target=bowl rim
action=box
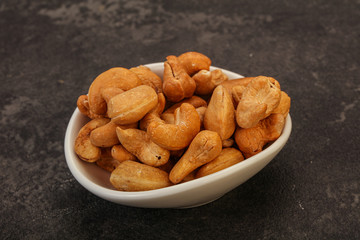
[64,63,292,201]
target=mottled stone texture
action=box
[0,0,359,239]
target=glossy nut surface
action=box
[110,161,172,191]
[88,67,141,115]
[204,85,235,140]
[147,103,201,151]
[74,118,110,162]
[169,130,222,184]
[116,127,170,167]
[107,85,158,125]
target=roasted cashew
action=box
[130,65,163,93]
[111,144,137,162]
[196,148,244,178]
[139,93,166,131]
[272,91,291,118]
[88,67,141,115]
[100,87,124,103]
[169,130,222,184]
[107,85,158,125]
[234,113,285,158]
[192,69,228,95]
[74,118,110,162]
[116,127,170,167]
[77,95,104,119]
[90,121,137,148]
[160,95,207,125]
[178,51,212,76]
[204,85,236,140]
[162,55,196,102]
[96,148,121,172]
[221,77,281,107]
[110,160,172,191]
[147,103,201,151]
[236,76,281,129]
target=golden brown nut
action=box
[139,93,166,131]
[130,65,163,93]
[159,106,207,127]
[220,77,254,94]
[220,77,255,107]
[169,130,222,184]
[161,96,207,123]
[193,69,228,95]
[110,160,172,191]
[178,51,211,76]
[163,95,207,113]
[234,113,285,158]
[160,112,175,124]
[90,121,119,147]
[96,148,121,172]
[272,91,291,118]
[231,85,247,106]
[236,76,281,129]
[147,103,201,151]
[204,85,236,140]
[196,148,244,178]
[88,68,141,115]
[162,55,196,102]
[111,144,137,162]
[74,118,110,162]
[90,121,137,148]
[77,95,103,119]
[116,127,170,167]
[107,85,158,125]
[100,87,124,103]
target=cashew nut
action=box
[272,91,291,118]
[77,95,103,119]
[100,87,124,103]
[178,51,212,76]
[116,127,170,167]
[169,130,222,184]
[74,118,110,162]
[147,103,201,151]
[162,55,196,102]
[90,121,137,148]
[196,148,244,178]
[160,95,207,125]
[130,65,163,93]
[204,85,236,140]
[96,148,121,172]
[234,113,285,158]
[88,67,141,115]
[236,76,281,129]
[110,160,172,191]
[107,85,158,125]
[193,69,228,95]
[111,144,137,162]
[139,93,166,131]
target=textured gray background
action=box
[1,0,359,239]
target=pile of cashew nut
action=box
[74,52,291,191]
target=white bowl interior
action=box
[64,63,292,208]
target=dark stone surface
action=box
[1,0,359,239]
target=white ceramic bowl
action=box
[64,63,292,208]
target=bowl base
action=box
[176,194,224,209]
